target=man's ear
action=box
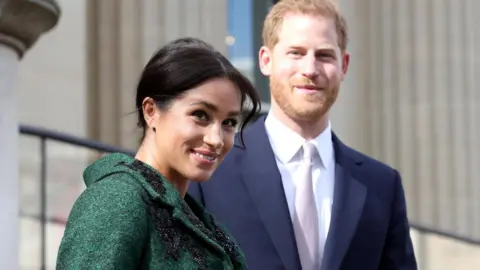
[259,46,273,76]
[340,51,350,81]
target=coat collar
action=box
[108,154,244,266]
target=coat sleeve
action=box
[379,170,418,269]
[56,176,148,270]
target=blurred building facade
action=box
[1,0,480,269]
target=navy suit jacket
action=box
[188,115,417,270]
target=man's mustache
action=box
[290,78,325,89]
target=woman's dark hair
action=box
[136,37,261,145]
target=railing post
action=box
[40,138,47,270]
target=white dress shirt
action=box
[264,111,335,261]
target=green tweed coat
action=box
[56,153,246,270]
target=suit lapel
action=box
[236,118,367,270]
[238,116,301,270]
[321,135,367,270]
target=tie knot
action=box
[302,142,317,162]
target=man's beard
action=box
[269,75,337,122]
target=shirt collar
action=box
[264,110,334,169]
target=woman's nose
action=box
[204,127,224,150]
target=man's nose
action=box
[301,55,319,78]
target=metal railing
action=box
[19,125,133,270]
[19,123,480,269]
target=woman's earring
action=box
[152,126,156,133]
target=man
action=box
[188,0,417,269]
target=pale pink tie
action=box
[293,142,320,270]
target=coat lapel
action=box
[115,159,226,255]
[238,116,301,270]
[170,200,226,254]
[321,135,367,270]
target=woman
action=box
[56,37,261,269]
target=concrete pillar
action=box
[330,0,370,154]
[86,0,143,151]
[87,0,229,149]
[0,0,60,268]
[0,40,20,270]
[335,0,480,242]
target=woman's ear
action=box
[142,97,157,132]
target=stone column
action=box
[335,0,480,241]
[87,0,229,150]
[0,0,60,268]
[86,0,143,151]
[330,0,370,154]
